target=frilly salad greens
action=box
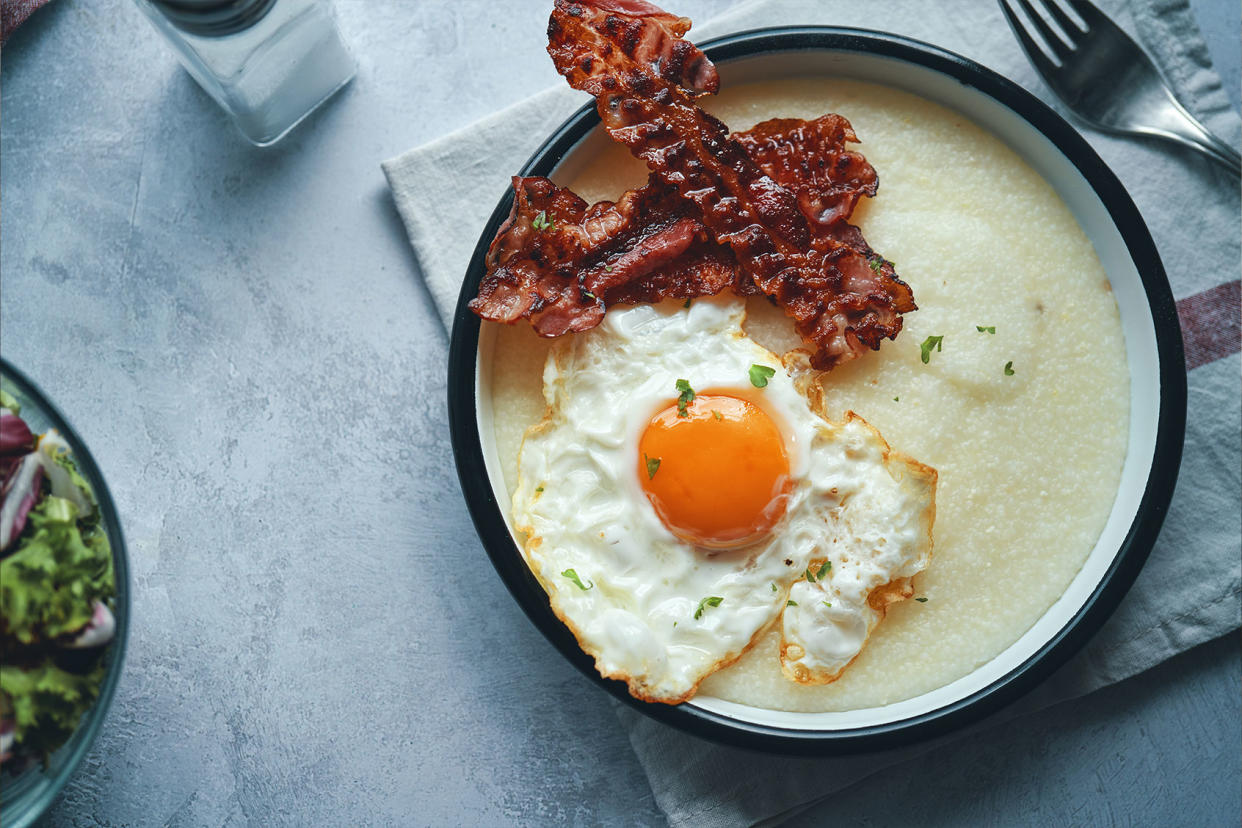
[0,387,116,769]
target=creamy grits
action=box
[485,78,1129,712]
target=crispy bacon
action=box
[472,112,888,333]
[471,0,915,369]
[734,115,878,230]
[546,0,719,99]
[545,0,915,368]
[471,175,740,333]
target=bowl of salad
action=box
[0,359,129,826]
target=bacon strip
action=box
[471,113,887,330]
[472,175,741,334]
[472,1,914,369]
[546,0,914,368]
[733,115,878,231]
[545,0,720,99]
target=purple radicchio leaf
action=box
[0,453,44,552]
[65,601,116,649]
[0,409,35,477]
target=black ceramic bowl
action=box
[448,28,1185,753]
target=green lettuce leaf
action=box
[37,432,95,519]
[0,388,19,415]
[0,660,104,762]
[1,496,114,645]
[52,452,100,532]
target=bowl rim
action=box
[0,357,131,821]
[446,26,1187,754]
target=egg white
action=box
[511,297,936,703]
[778,413,937,684]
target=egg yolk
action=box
[638,394,792,549]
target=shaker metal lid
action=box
[147,0,277,37]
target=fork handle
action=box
[1151,99,1242,177]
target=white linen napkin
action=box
[383,1,1240,824]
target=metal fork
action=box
[999,0,1241,176]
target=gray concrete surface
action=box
[1,1,1238,825]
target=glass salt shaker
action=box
[134,0,356,146]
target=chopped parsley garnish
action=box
[787,600,798,607]
[822,601,832,608]
[868,257,884,274]
[532,210,554,232]
[562,569,593,591]
[535,486,544,493]
[694,596,724,620]
[805,567,817,583]
[683,298,693,309]
[1004,361,1015,376]
[604,264,613,272]
[816,560,831,580]
[915,596,928,603]
[644,453,661,480]
[712,410,722,421]
[582,288,597,301]
[770,583,778,593]
[919,335,944,364]
[675,379,695,417]
[748,364,776,388]
[893,396,900,402]
[977,325,996,334]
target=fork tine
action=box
[999,0,1063,73]
[1013,0,1073,62]
[1037,0,1087,41]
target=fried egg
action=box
[778,414,937,684]
[511,297,936,703]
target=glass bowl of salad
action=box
[0,359,129,827]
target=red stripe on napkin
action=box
[1177,280,1241,370]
